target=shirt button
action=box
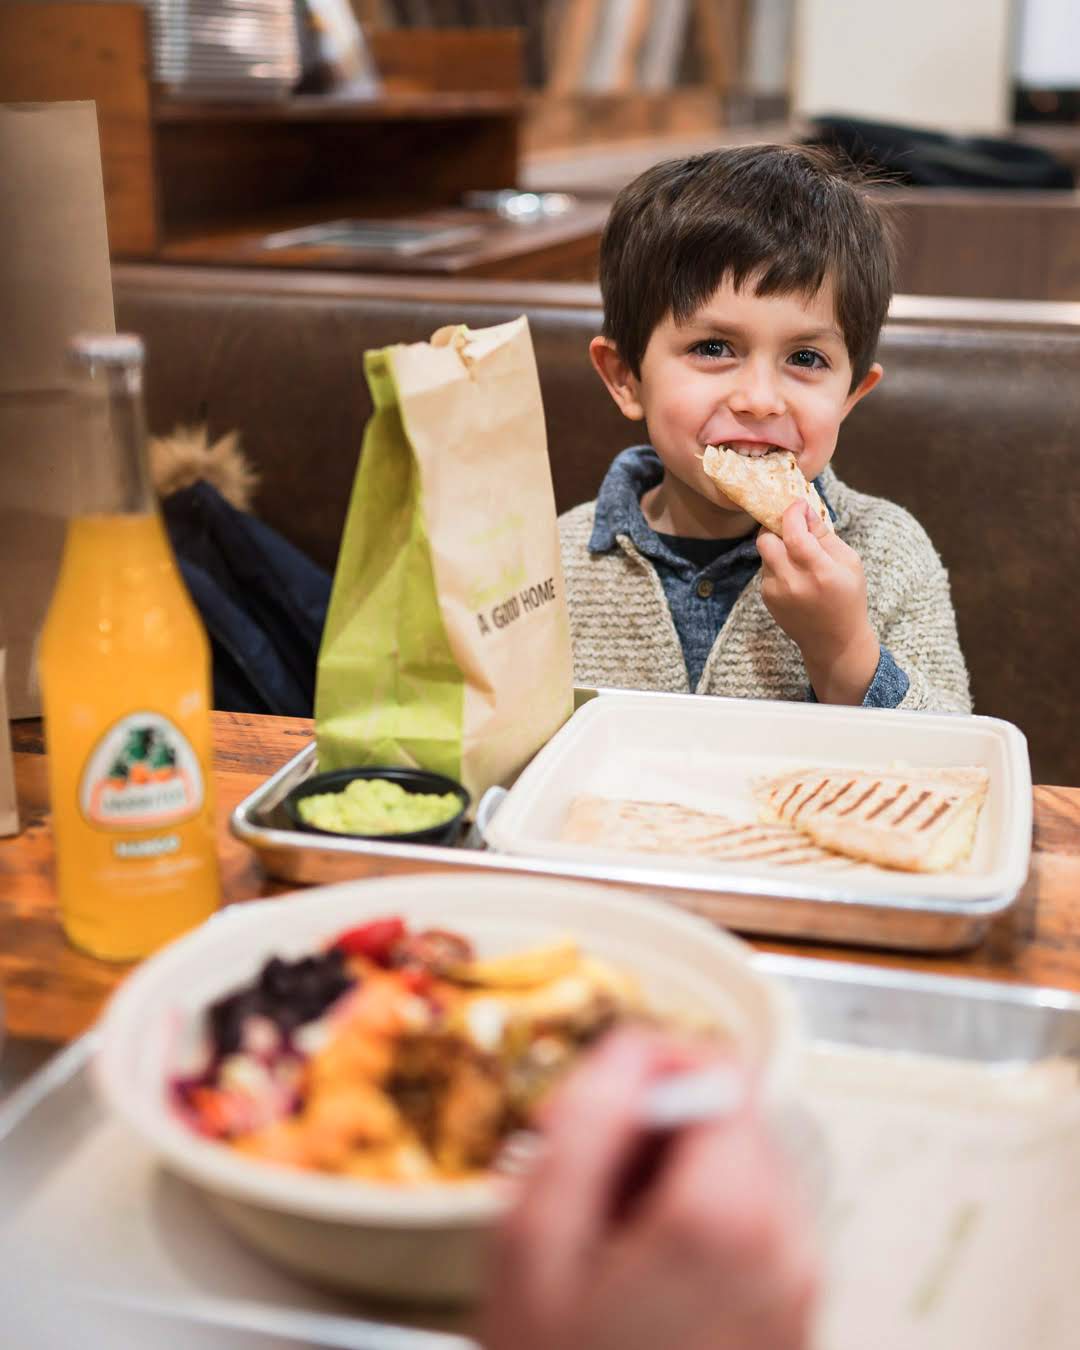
[696,578,714,598]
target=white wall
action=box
[1016,0,1080,88]
[791,0,1014,133]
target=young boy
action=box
[560,145,971,713]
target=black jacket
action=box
[163,481,331,716]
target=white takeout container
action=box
[483,693,1033,906]
[95,873,800,1303]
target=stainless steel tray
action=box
[4,956,1080,1349]
[230,692,1024,953]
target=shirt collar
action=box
[589,445,663,553]
[589,444,836,563]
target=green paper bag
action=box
[315,316,573,800]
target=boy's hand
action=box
[757,501,881,705]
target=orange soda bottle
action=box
[38,334,220,960]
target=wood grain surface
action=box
[157,201,608,282]
[3,713,1079,1044]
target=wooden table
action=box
[4,713,1080,1045]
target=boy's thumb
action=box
[805,501,831,539]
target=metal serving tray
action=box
[3,957,1080,1350]
[231,690,1030,954]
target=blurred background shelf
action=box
[0,0,765,281]
[153,91,523,122]
[0,2,609,279]
[156,200,611,279]
[9,1,1080,295]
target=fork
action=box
[495,1063,745,1177]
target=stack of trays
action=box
[146,0,301,99]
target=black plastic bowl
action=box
[283,766,471,846]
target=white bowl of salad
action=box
[95,873,801,1303]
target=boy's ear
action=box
[841,362,883,420]
[589,336,646,421]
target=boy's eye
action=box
[690,339,733,359]
[789,348,827,370]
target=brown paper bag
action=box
[0,648,17,837]
[0,101,116,718]
[316,316,574,800]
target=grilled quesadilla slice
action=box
[700,445,832,536]
[754,766,990,873]
[561,794,867,870]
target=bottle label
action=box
[79,712,204,829]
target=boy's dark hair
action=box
[599,144,895,389]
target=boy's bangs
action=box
[669,252,832,331]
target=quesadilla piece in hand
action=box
[700,445,832,536]
[754,766,990,873]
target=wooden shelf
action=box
[153,91,523,125]
[0,5,538,269]
[156,201,609,281]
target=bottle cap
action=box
[67,333,145,370]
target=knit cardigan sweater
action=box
[558,467,972,714]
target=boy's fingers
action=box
[816,527,853,564]
[755,528,786,572]
[805,501,832,540]
[778,502,823,566]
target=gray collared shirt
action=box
[588,445,909,705]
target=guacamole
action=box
[298,777,461,836]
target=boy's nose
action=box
[727,360,785,419]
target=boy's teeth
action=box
[723,442,779,458]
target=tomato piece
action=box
[330,916,407,965]
[398,966,434,995]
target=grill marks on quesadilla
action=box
[561,795,867,870]
[558,765,990,877]
[755,768,990,873]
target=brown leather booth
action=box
[887,189,1080,303]
[114,266,1080,786]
